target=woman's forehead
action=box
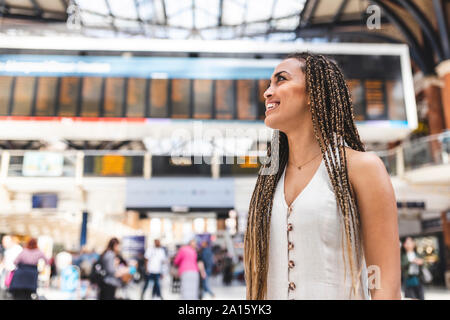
[273,58,305,76]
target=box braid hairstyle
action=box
[244,52,366,300]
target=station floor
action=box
[32,275,450,300]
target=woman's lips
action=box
[265,102,280,116]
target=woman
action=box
[244,52,401,300]
[98,237,123,300]
[401,237,425,300]
[174,239,200,300]
[9,238,49,300]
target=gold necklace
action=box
[288,152,321,170]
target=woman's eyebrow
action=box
[271,70,290,79]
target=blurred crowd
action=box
[0,234,245,300]
[0,234,437,300]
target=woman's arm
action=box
[348,151,402,300]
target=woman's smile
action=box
[265,101,280,116]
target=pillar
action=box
[436,60,450,130]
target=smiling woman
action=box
[244,52,401,300]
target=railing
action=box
[375,131,450,177]
[0,131,448,180]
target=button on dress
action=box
[266,159,370,300]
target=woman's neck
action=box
[285,124,322,166]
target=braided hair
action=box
[244,52,366,300]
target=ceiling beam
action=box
[432,0,450,59]
[369,0,433,74]
[394,0,443,62]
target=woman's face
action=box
[263,58,309,132]
[404,237,415,251]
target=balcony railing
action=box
[375,131,449,177]
[0,131,448,180]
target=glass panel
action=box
[171,79,190,118]
[150,79,168,118]
[81,77,102,117]
[215,80,233,119]
[104,77,124,117]
[237,80,257,120]
[193,79,212,119]
[126,78,146,117]
[12,76,34,116]
[0,76,13,115]
[58,77,80,117]
[36,77,57,116]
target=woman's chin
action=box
[264,115,282,130]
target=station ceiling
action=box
[1,1,448,73]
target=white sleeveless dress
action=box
[266,159,371,300]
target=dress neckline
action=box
[282,158,323,209]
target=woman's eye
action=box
[277,75,286,82]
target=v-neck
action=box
[282,158,323,209]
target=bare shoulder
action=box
[344,147,390,191]
[344,147,386,173]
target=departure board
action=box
[258,79,270,120]
[237,80,257,120]
[215,80,234,119]
[127,78,146,117]
[0,76,13,115]
[36,77,58,116]
[81,77,102,117]
[104,77,124,117]
[58,77,80,116]
[84,155,143,176]
[12,76,34,116]
[150,78,168,118]
[193,79,212,119]
[0,52,412,127]
[171,79,190,118]
[346,79,365,121]
[332,54,407,123]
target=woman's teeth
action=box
[267,103,279,110]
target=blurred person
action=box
[222,249,233,286]
[173,239,200,300]
[197,255,207,299]
[135,252,146,283]
[73,246,99,299]
[169,255,181,294]
[141,239,167,300]
[198,241,215,298]
[97,238,123,300]
[9,238,49,300]
[401,237,425,300]
[233,255,245,283]
[245,52,401,300]
[48,255,57,287]
[0,236,23,291]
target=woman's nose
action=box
[264,85,273,99]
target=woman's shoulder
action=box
[344,147,390,194]
[344,147,387,177]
